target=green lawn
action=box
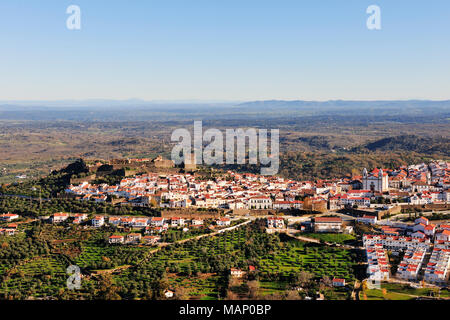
[361,289,413,300]
[302,233,356,244]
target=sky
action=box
[0,0,449,101]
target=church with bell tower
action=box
[362,168,389,192]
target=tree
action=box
[295,271,314,287]
[247,280,260,299]
[174,287,189,300]
[97,274,121,300]
[285,290,301,300]
[321,276,333,288]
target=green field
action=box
[301,233,356,244]
[1,221,360,300]
[360,282,450,300]
[0,255,68,298]
[258,240,356,282]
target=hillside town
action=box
[1,159,449,299]
[65,161,450,211]
[63,160,450,288]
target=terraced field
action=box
[168,273,224,300]
[258,241,356,282]
[0,255,68,298]
[0,261,13,276]
[74,241,149,269]
[0,221,361,300]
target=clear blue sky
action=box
[0,0,449,101]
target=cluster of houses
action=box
[397,247,426,280]
[42,212,237,245]
[0,213,20,236]
[365,243,390,281]
[363,218,450,284]
[359,215,450,244]
[65,161,450,213]
[46,212,235,233]
[380,216,450,242]
[50,212,92,225]
[410,216,449,241]
[424,247,450,284]
[108,233,160,245]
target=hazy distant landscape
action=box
[0,100,449,183]
[1,99,449,121]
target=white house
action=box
[171,217,185,227]
[436,230,450,242]
[92,216,105,228]
[73,213,88,224]
[217,218,231,226]
[0,213,19,222]
[248,196,272,210]
[267,217,285,229]
[424,224,436,237]
[51,213,69,223]
[150,217,165,227]
[415,217,429,226]
[357,215,377,225]
[131,218,149,229]
[332,278,346,287]
[273,201,291,210]
[411,231,426,239]
[191,219,203,226]
[125,233,142,244]
[230,268,246,278]
[109,235,124,244]
[314,217,342,233]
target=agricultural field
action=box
[301,233,356,244]
[1,220,362,300]
[74,241,149,270]
[360,288,413,300]
[258,280,289,296]
[139,226,256,275]
[360,283,450,300]
[161,227,212,243]
[0,255,69,299]
[167,273,225,300]
[258,239,357,283]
